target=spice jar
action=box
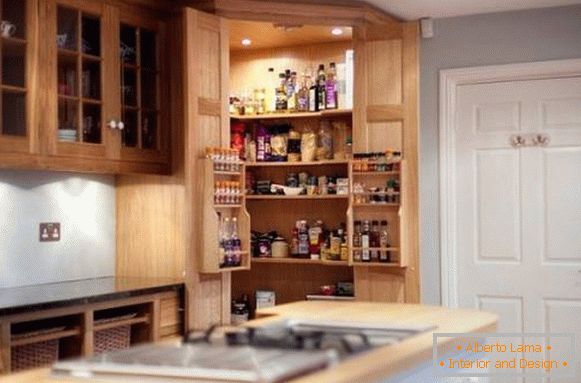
[271,237,289,258]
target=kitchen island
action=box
[3,301,496,383]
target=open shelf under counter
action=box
[251,257,350,267]
[92,316,150,332]
[230,109,352,121]
[10,327,82,347]
[246,194,349,201]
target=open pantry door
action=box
[352,21,419,303]
[183,8,232,329]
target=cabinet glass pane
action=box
[2,91,25,136]
[81,60,100,100]
[57,7,78,51]
[81,15,100,56]
[141,111,156,150]
[82,104,101,144]
[120,25,136,65]
[120,24,159,151]
[2,0,25,40]
[140,29,156,70]
[58,99,78,142]
[122,109,137,147]
[122,68,137,106]
[58,55,77,96]
[2,43,25,87]
[0,0,27,137]
[141,70,156,110]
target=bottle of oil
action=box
[325,62,338,109]
[361,220,371,262]
[317,64,326,111]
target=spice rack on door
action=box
[199,158,251,273]
[348,159,406,268]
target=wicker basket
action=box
[94,324,131,354]
[11,339,59,372]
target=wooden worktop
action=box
[3,301,496,383]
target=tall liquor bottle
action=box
[308,72,318,112]
[317,64,326,111]
[325,62,338,109]
[275,73,288,111]
[297,72,309,112]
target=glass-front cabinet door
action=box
[48,0,113,159]
[118,15,167,163]
[0,0,36,154]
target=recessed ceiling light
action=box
[331,28,343,36]
[241,38,252,46]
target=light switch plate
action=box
[40,222,61,242]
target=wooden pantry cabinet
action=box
[116,1,419,330]
[0,0,171,174]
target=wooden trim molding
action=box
[439,58,581,308]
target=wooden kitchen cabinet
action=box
[116,1,419,331]
[44,0,169,170]
[0,0,39,155]
[0,0,170,174]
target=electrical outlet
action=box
[40,222,60,242]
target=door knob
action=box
[107,120,117,129]
[117,121,125,131]
[532,134,550,147]
[510,135,526,148]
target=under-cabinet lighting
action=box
[241,38,252,46]
[331,28,344,36]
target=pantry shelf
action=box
[230,109,352,121]
[251,258,350,266]
[353,171,400,176]
[246,194,349,201]
[245,160,349,168]
[352,203,400,208]
[352,262,402,268]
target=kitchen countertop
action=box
[0,277,184,317]
[3,301,496,383]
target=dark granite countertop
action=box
[0,277,184,317]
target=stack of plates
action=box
[58,129,78,142]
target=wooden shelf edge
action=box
[353,171,400,176]
[246,194,349,201]
[352,203,400,207]
[252,258,350,266]
[352,262,403,268]
[230,109,352,120]
[11,328,81,347]
[93,316,149,332]
[245,160,349,167]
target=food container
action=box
[319,285,336,296]
[271,237,289,258]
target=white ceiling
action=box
[361,0,581,20]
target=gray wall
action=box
[0,170,115,288]
[420,5,581,305]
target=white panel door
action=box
[454,76,581,383]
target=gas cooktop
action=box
[52,319,435,383]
